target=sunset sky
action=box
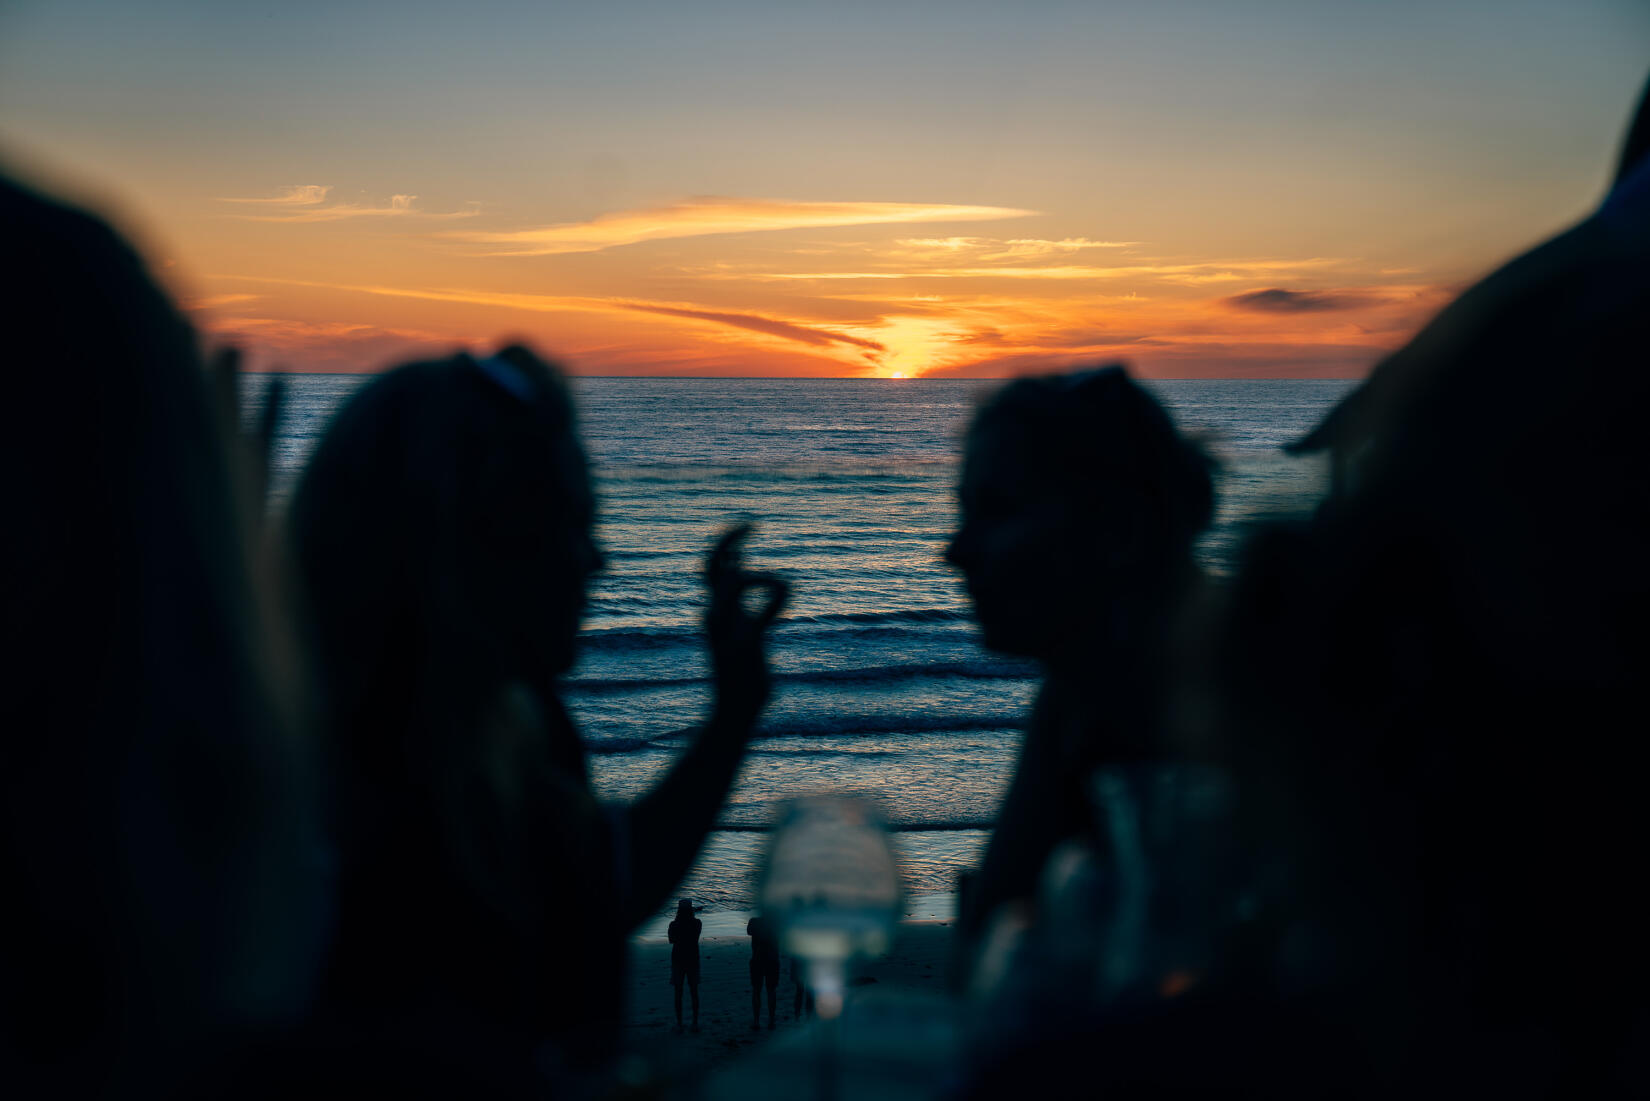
[2,1,1645,377]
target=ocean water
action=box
[257,376,1352,935]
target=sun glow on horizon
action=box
[4,0,1641,379]
[181,218,1455,379]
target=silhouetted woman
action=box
[947,365,1213,970]
[667,899,702,1032]
[288,347,786,1090]
[2,173,325,1096]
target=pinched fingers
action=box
[739,572,789,628]
[705,522,754,587]
[705,524,789,630]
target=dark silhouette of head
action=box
[290,346,600,795]
[676,899,695,920]
[947,365,1212,661]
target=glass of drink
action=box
[758,795,902,1020]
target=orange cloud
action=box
[193,173,1456,381]
[738,257,1344,284]
[218,187,478,222]
[181,292,262,310]
[890,236,1141,261]
[203,266,1449,379]
[211,275,888,359]
[201,316,470,372]
[451,197,1036,255]
[619,302,884,354]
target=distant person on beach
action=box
[746,914,782,1029]
[946,365,1213,979]
[1,172,325,1096]
[667,899,702,1032]
[289,347,787,1089]
[791,956,814,1021]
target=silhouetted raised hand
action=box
[623,523,790,925]
[706,522,790,727]
[287,345,794,1081]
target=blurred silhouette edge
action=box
[946,364,1215,983]
[1,169,327,1096]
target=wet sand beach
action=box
[624,920,956,1078]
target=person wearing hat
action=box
[667,899,703,1032]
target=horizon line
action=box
[240,371,1366,380]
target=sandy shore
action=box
[623,920,957,1079]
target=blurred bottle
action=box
[758,796,901,1019]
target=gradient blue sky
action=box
[3,1,1645,375]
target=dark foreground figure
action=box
[288,349,786,1093]
[960,75,1650,1099]
[949,366,1215,974]
[1209,77,1650,1095]
[1,172,325,1097]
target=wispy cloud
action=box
[1224,287,1380,313]
[198,316,469,372]
[211,274,886,356]
[731,257,1343,284]
[891,236,1140,262]
[180,292,262,310]
[450,197,1036,256]
[205,257,1439,379]
[217,187,478,222]
[206,316,457,343]
[957,327,1160,349]
[620,303,883,352]
[216,184,332,205]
